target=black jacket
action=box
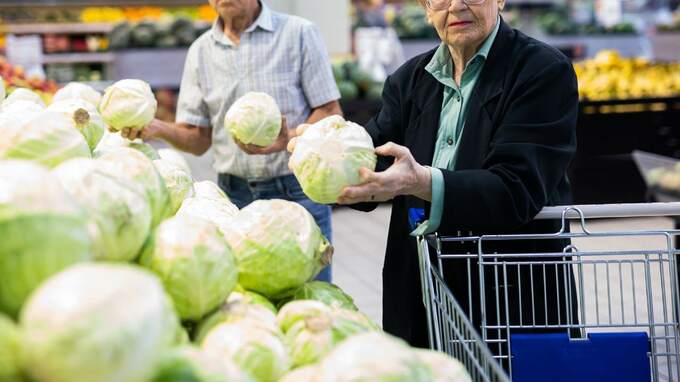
[354,19,579,347]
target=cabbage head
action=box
[225,199,332,299]
[314,332,433,382]
[276,300,375,367]
[193,180,230,200]
[194,291,277,344]
[2,88,45,109]
[176,197,239,237]
[279,365,317,382]
[99,79,157,131]
[151,346,254,382]
[414,349,472,382]
[158,148,192,174]
[53,158,151,262]
[225,92,281,147]
[0,100,45,132]
[153,158,194,216]
[0,313,21,381]
[94,130,159,159]
[52,82,102,108]
[140,214,238,320]
[284,281,358,311]
[21,263,180,382]
[202,321,290,382]
[289,115,376,204]
[0,110,91,168]
[48,98,106,152]
[97,147,169,227]
[0,160,92,317]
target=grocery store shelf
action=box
[2,22,114,35]
[42,52,115,64]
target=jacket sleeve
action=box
[349,74,404,212]
[437,59,578,232]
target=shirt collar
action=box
[211,1,275,46]
[425,15,501,86]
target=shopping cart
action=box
[417,203,680,382]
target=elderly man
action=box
[123,0,341,282]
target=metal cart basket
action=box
[417,203,680,382]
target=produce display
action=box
[332,59,384,101]
[290,115,377,204]
[0,80,472,382]
[0,58,58,101]
[657,11,680,32]
[574,50,680,100]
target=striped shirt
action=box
[176,2,340,180]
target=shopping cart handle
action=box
[535,202,680,220]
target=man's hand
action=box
[235,117,293,155]
[115,118,165,141]
[337,142,432,204]
[285,123,310,153]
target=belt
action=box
[220,173,297,188]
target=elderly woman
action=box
[292,0,578,347]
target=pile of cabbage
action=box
[0,81,471,382]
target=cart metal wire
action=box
[417,203,680,382]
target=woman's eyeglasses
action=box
[426,0,486,9]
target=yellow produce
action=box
[574,50,680,100]
[80,7,126,23]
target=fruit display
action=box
[574,50,680,101]
[536,10,636,35]
[0,57,58,104]
[0,81,472,381]
[391,3,438,39]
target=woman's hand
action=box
[337,142,432,204]
[235,117,292,155]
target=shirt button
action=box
[455,95,461,102]
[447,137,454,145]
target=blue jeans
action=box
[218,173,333,283]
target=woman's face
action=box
[425,0,503,50]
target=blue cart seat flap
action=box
[408,208,426,231]
[510,332,651,382]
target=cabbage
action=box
[52,82,102,108]
[276,300,374,367]
[202,321,290,382]
[194,291,278,344]
[94,130,159,159]
[152,346,254,382]
[0,110,91,168]
[414,349,472,382]
[158,148,192,174]
[153,158,194,216]
[53,158,151,262]
[0,313,21,380]
[225,199,332,298]
[279,365,317,382]
[284,281,358,311]
[0,100,45,131]
[176,197,239,237]
[21,263,180,382]
[193,180,230,200]
[0,160,92,317]
[2,88,45,109]
[97,147,169,227]
[289,115,376,204]
[48,98,106,151]
[225,92,281,147]
[140,215,238,320]
[314,332,433,382]
[99,79,157,131]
